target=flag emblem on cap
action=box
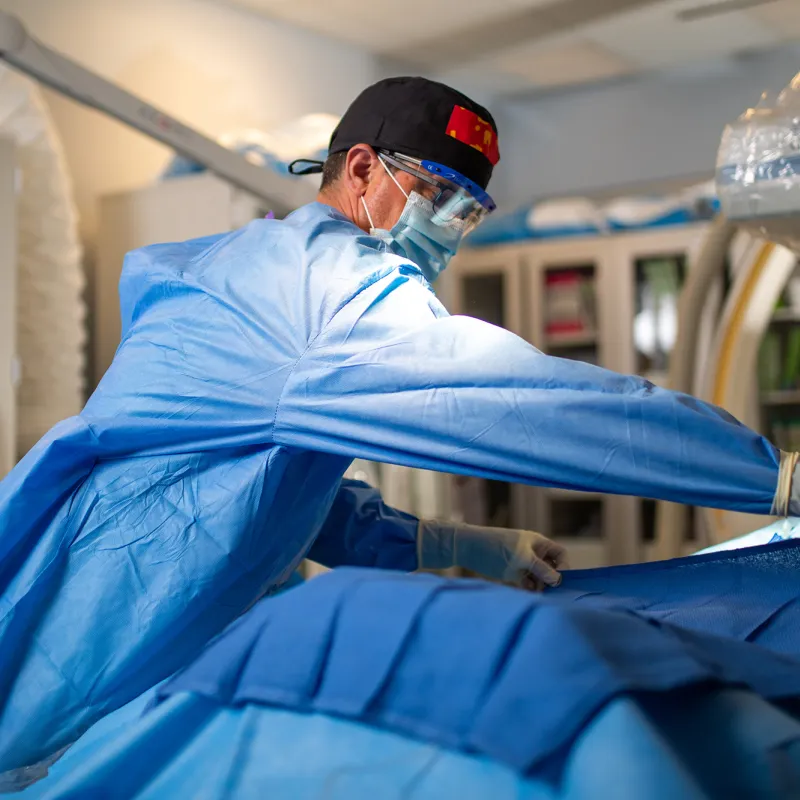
[446,105,500,166]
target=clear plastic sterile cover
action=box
[716,72,800,254]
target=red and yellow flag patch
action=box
[446,105,500,165]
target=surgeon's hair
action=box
[319,148,402,192]
[320,151,348,191]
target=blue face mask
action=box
[361,158,467,283]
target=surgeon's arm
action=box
[306,479,419,570]
[307,479,568,586]
[274,272,785,517]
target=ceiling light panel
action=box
[583,0,781,67]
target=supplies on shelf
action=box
[549,497,603,539]
[161,114,339,182]
[759,271,800,448]
[634,256,684,374]
[771,419,800,452]
[759,272,800,395]
[543,268,597,345]
[466,183,719,249]
[760,327,800,393]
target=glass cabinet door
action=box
[633,254,686,386]
[446,250,524,531]
[542,264,599,364]
[759,260,800,451]
[618,226,711,560]
[522,238,620,568]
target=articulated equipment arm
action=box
[0,11,315,212]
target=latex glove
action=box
[417,521,568,588]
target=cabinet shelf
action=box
[770,308,800,325]
[545,331,598,348]
[551,539,607,570]
[546,488,603,501]
[642,370,669,388]
[762,390,800,406]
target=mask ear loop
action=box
[361,196,376,230]
[379,155,410,200]
[362,155,411,230]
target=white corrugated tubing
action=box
[0,66,85,456]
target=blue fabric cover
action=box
[21,693,552,800]
[606,206,697,230]
[0,202,783,772]
[466,190,720,247]
[155,547,800,776]
[18,687,800,799]
[558,538,800,653]
[466,205,602,247]
[16,545,800,799]
[161,146,329,181]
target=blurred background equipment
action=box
[0,64,83,471]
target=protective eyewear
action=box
[379,151,495,234]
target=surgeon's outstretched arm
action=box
[308,479,568,586]
[275,272,785,516]
[307,479,419,570]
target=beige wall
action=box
[0,0,376,247]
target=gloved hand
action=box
[417,521,568,589]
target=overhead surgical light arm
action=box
[0,10,315,213]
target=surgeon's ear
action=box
[344,144,380,197]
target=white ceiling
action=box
[221,0,555,50]
[216,0,800,92]
[582,0,785,68]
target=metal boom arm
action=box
[0,11,315,212]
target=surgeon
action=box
[0,76,795,779]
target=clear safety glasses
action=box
[379,151,496,235]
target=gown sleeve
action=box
[306,479,420,570]
[275,270,780,515]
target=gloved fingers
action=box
[518,566,560,592]
[525,556,563,588]
[534,537,569,570]
[521,572,546,592]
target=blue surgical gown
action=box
[0,202,782,772]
